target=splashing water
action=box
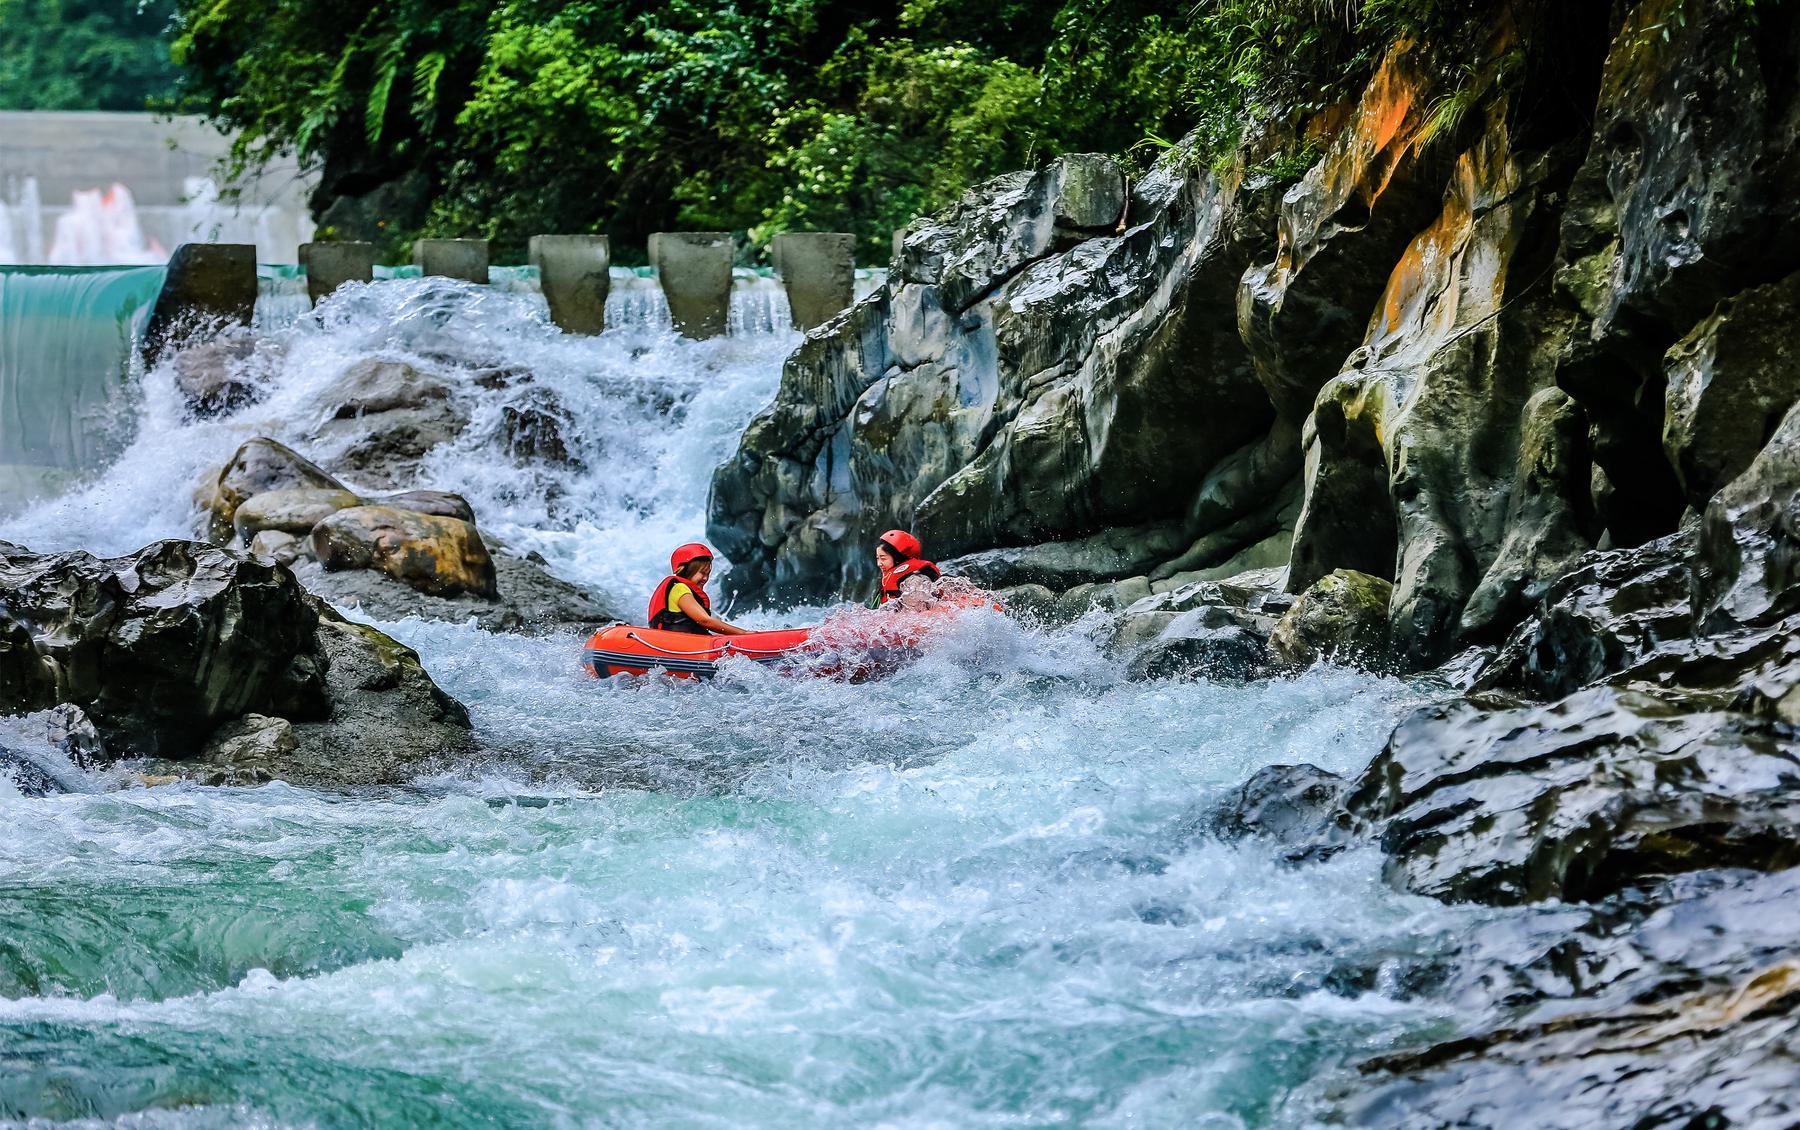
[0,275,1506,1127]
[1,275,794,606]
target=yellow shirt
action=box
[667,581,695,614]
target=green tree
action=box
[166,0,1480,262]
[0,0,180,111]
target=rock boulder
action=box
[206,438,348,544]
[311,506,499,599]
[1269,568,1393,670]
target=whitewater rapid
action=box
[0,277,1500,1127]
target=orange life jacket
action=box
[649,574,712,633]
[879,558,941,604]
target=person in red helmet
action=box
[873,529,942,611]
[649,543,750,636]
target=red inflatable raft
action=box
[584,584,1001,682]
[582,625,813,679]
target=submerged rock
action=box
[306,358,470,491]
[0,705,105,796]
[169,332,271,418]
[1126,624,1272,683]
[1116,569,1293,681]
[1192,763,1350,862]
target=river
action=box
[0,277,1500,1127]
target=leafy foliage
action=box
[0,0,179,111]
[165,0,1484,261]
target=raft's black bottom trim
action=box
[584,646,795,679]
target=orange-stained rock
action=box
[311,506,499,599]
[1289,96,1593,666]
[1237,38,1446,421]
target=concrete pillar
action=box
[528,235,611,334]
[141,243,256,366]
[413,239,489,284]
[648,232,732,338]
[299,241,376,305]
[771,232,856,331]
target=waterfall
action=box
[0,264,164,515]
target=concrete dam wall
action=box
[0,111,315,265]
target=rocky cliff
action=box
[710,0,1800,1118]
[709,0,1798,670]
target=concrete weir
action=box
[529,235,611,334]
[141,243,256,365]
[649,231,732,338]
[414,239,490,284]
[300,241,376,304]
[771,232,855,331]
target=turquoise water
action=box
[0,632,1464,1128]
[0,277,1491,1127]
[0,265,163,512]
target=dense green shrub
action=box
[0,0,178,111]
[163,0,1489,261]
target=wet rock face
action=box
[1353,948,1800,1128]
[712,141,1272,608]
[1458,387,1597,640]
[1348,686,1800,906]
[1663,270,1800,508]
[1348,863,1800,1129]
[1289,108,1592,668]
[1478,532,1694,699]
[0,540,327,757]
[311,505,499,599]
[1696,398,1800,628]
[1555,0,1800,543]
[1237,42,1454,422]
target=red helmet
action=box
[670,542,713,572]
[878,529,922,560]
